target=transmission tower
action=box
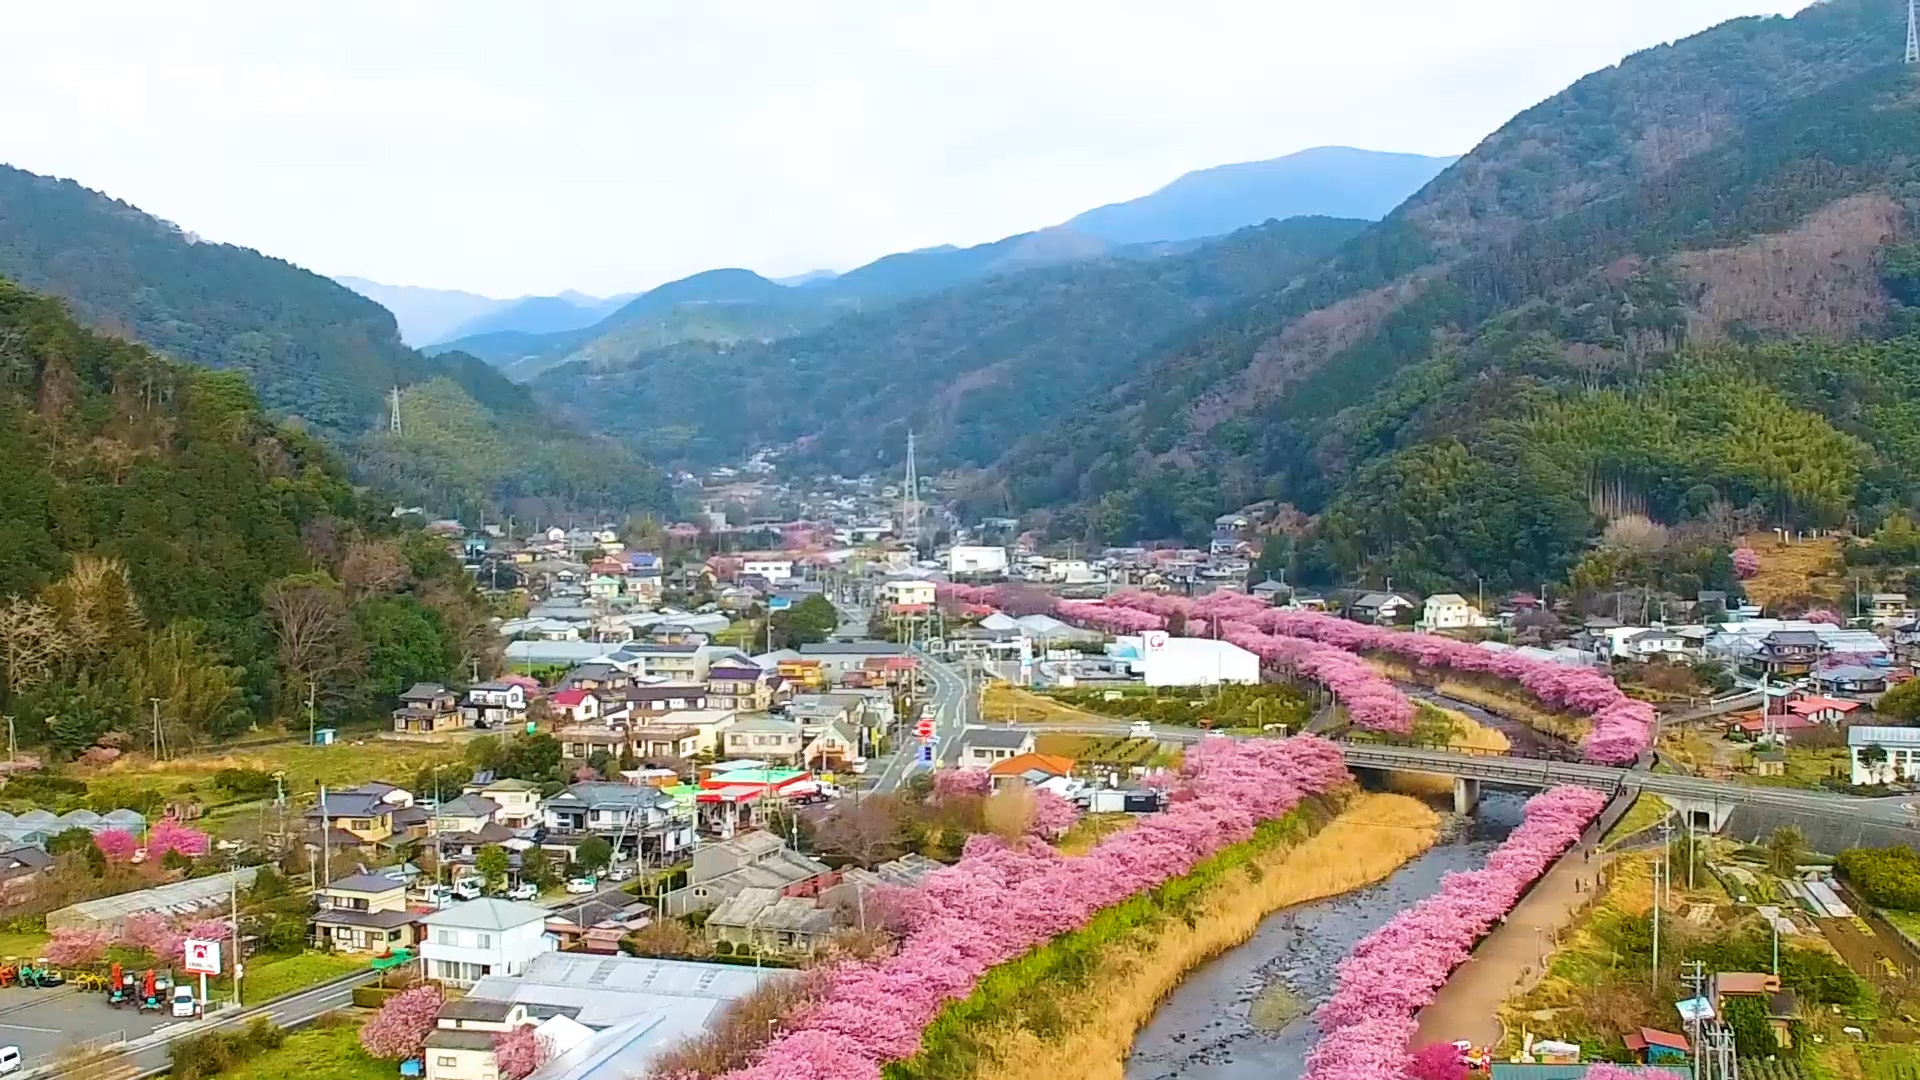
[901,430,924,555]
[1908,0,1918,64]
[390,386,403,435]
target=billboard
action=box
[184,939,222,975]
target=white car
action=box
[170,985,198,1018]
[420,884,453,907]
[0,1045,18,1074]
[1129,720,1155,739]
[606,865,635,882]
[507,882,539,901]
[452,878,483,901]
[565,877,598,894]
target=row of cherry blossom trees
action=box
[708,735,1352,1080]
[1302,786,1608,1080]
[92,820,212,862]
[45,911,229,966]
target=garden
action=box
[1038,682,1315,731]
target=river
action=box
[1123,792,1528,1080]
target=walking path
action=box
[1412,843,1614,1050]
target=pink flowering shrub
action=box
[930,769,992,801]
[1302,786,1606,1080]
[1588,1067,1686,1080]
[45,928,110,965]
[95,829,138,861]
[118,912,186,964]
[1806,608,1843,626]
[1733,547,1760,579]
[1027,788,1079,839]
[148,820,210,860]
[492,1025,549,1080]
[1408,1041,1467,1080]
[713,736,1352,1080]
[360,983,444,1060]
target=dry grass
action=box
[1433,680,1590,742]
[981,683,1110,726]
[1741,532,1845,610]
[1390,707,1510,799]
[967,793,1442,1080]
[1055,813,1136,856]
[94,738,466,801]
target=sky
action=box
[7,1,1814,299]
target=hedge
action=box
[1837,846,1920,911]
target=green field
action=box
[213,1020,391,1080]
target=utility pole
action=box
[318,785,332,895]
[230,866,243,1007]
[150,697,164,761]
[307,680,317,748]
[3,715,13,764]
[1651,858,1664,989]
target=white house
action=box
[946,545,1009,577]
[1849,725,1920,786]
[419,898,554,988]
[1603,626,1695,662]
[1420,594,1488,631]
[742,558,794,583]
[470,778,543,830]
[879,580,938,608]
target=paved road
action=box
[872,647,977,793]
[29,967,379,1079]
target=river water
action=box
[1123,792,1528,1080]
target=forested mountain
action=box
[535,215,1369,468]
[977,0,1920,591]
[1062,147,1458,245]
[0,165,670,520]
[0,280,497,754]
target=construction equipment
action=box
[137,969,160,1012]
[108,965,131,1007]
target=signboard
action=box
[1143,631,1169,653]
[916,744,935,765]
[184,939,222,975]
[913,718,936,740]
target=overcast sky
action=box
[8,1,1812,298]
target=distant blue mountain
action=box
[439,292,634,342]
[1063,146,1458,246]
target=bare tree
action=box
[263,579,354,711]
[813,796,905,866]
[340,538,410,598]
[0,596,65,695]
[45,555,144,661]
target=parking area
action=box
[0,985,176,1066]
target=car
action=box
[170,985,198,1018]
[1129,720,1155,739]
[420,884,453,907]
[565,876,597,894]
[605,865,635,882]
[0,1045,19,1074]
[451,878,483,901]
[849,760,868,775]
[507,882,539,901]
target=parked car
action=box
[565,877,597,894]
[452,878,483,901]
[0,1045,19,1074]
[605,865,635,882]
[170,985,198,1018]
[507,882,539,901]
[420,883,453,907]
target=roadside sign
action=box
[916,744,935,765]
[184,939,221,975]
[913,718,935,740]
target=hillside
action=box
[983,0,1920,589]
[0,165,668,518]
[0,279,503,752]
[1063,146,1458,245]
[535,215,1369,468]
[333,276,506,345]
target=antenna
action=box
[1909,0,1918,64]
[390,386,403,435]
[901,430,923,555]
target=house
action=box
[1420,594,1488,631]
[1787,696,1863,725]
[705,887,835,955]
[1622,1028,1690,1066]
[1848,725,1920,785]
[549,689,601,724]
[392,683,465,734]
[987,752,1076,788]
[471,778,543,829]
[434,794,501,836]
[423,997,532,1080]
[617,642,707,682]
[1348,592,1415,625]
[560,663,631,694]
[620,683,712,715]
[306,787,399,848]
[651,709,737,755]
[707,663,773,711]
[1710,972,1798,1048]
[0,847,54,893]
[1250,579,1289,605]
[461,682,529,729]
[796,641,909,681]
[879,580,938,609]
[959,728,1035,769]
[803,721,861,771]
[558,724,633,764]
[310,871,421,953]
[1872,593,1911,626]
[1814,664,1889,697]
[419,898,555,988]
[775,658,826,690]
[660,832,832,916]
[539,782,692,864]
[627,723,703,761]
[819,853,940,919]
[1756,629,1824,677]
[741,558,794,583]
[722,716,806,765]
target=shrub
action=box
[1838,846,1920,910]
[169,1018,286,1080]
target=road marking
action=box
[0,1023,66,1034]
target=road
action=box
[33,967,380,1080]
[872,647,977,793]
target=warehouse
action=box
[1139,636,1260,687]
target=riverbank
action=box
[891,792,1441,1080]
[1370,659,1591,743]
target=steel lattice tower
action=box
[901,430,923,552]
[1908,0,1918,64]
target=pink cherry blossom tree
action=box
[1732,547,1760,579]
[94,829,138,861]
[492,1025,549,1080]
[147,819,210,860]
[360,984,444,1060]
[45,928,110,966]
[1027,788,1078,839]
